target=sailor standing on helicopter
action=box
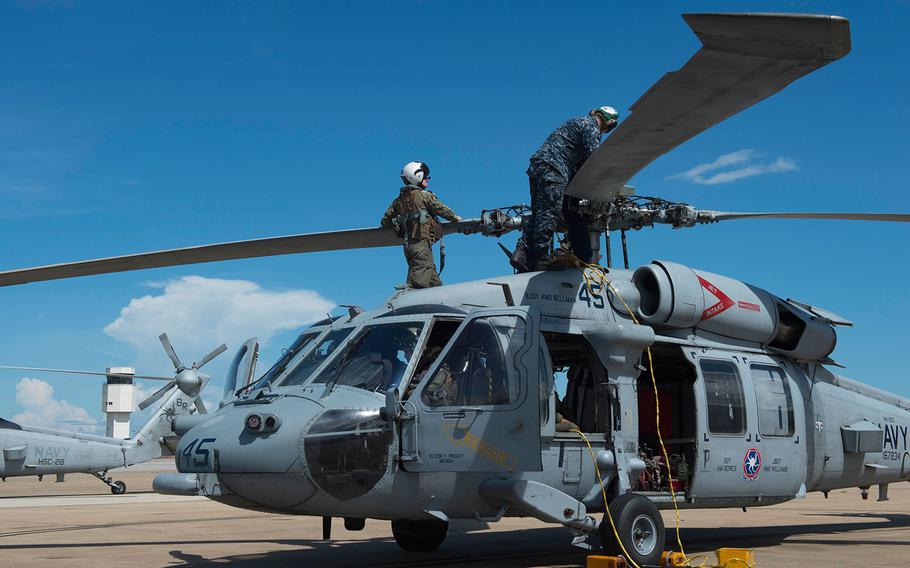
[511,106,619,272]
[381,161,462,288]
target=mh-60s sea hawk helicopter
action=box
[0,12,909,567]
[0,334,223,494]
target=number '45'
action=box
[181,437,216,467]
[578,283,605,309]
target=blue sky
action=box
[1,1,908,429]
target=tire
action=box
[111,481,127,495]
[390,518,448,551]
[600,493,665,566]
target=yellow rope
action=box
[570,256,691,564]
[572,428,641,568]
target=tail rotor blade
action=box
[194,398,208,415]
[194,344,228,370]
[139,381,176,410]
[0,365,174,381]
[0,365,171,381]
[159,333,183,371]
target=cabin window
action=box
[700,359,746,435]
[751,364,795,437]
[422,315,526,407]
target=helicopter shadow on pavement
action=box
[163,512,910,567]
[678,511,910,550]
[166,524,586,568]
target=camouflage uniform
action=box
[381,185,459,289]
[517,115,603,264]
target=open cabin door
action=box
[401,307,542,473]
[221,338,259,406]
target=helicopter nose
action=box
[175,397,394,510]
[300,407,393,502]
[178,397,323,473]
[176,396,325,509]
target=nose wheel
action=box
[391,518,448,551]
[600,493,665,566]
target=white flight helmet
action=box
[401,161,430,185]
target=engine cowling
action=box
[631,260,836,360]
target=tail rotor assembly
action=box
[137,334,227,411]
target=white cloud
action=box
[667,150,798,185]
[103,276,334,372]
[12,377,99,433]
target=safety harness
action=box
[389,186,447,273]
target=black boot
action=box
[509,242,530,273]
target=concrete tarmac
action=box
[0,460,908,567]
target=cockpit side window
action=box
[280,328,355,387]
[402,318,462,399]
[422,315,526,407]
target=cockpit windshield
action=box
[312,321,425,393]
[279,328,355,387]
[245,331,321,392]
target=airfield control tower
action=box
[102,367,134,439]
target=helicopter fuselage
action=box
[163,263,910,543]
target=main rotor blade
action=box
[0,221,480,288]
[159,333,183,371]
[138,381,176,410]
[700,212,910,223]
[567,13,851,202]
[0,365,173,381]
[194,343,227,370]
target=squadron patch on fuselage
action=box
[743,447,762,481]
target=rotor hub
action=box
[175,369,203,395]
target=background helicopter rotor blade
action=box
[699,211,910,223]
[567,13,851,202]
[194,343,227,370]
[194,398,208,415]
[138,381,176,411]
[159,333,183,371]
[0,219,483,289]
[0,365,173,381]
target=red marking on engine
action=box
[738,301,761,312]
[697,275,735,320]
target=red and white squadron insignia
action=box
[742,447,762,481]
[697,275,734,320]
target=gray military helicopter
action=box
[0,334,223,494]
[0,12,908,567]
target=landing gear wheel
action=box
[110,481,127,495]
[600,493,665,566]
[391,518,448,551]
